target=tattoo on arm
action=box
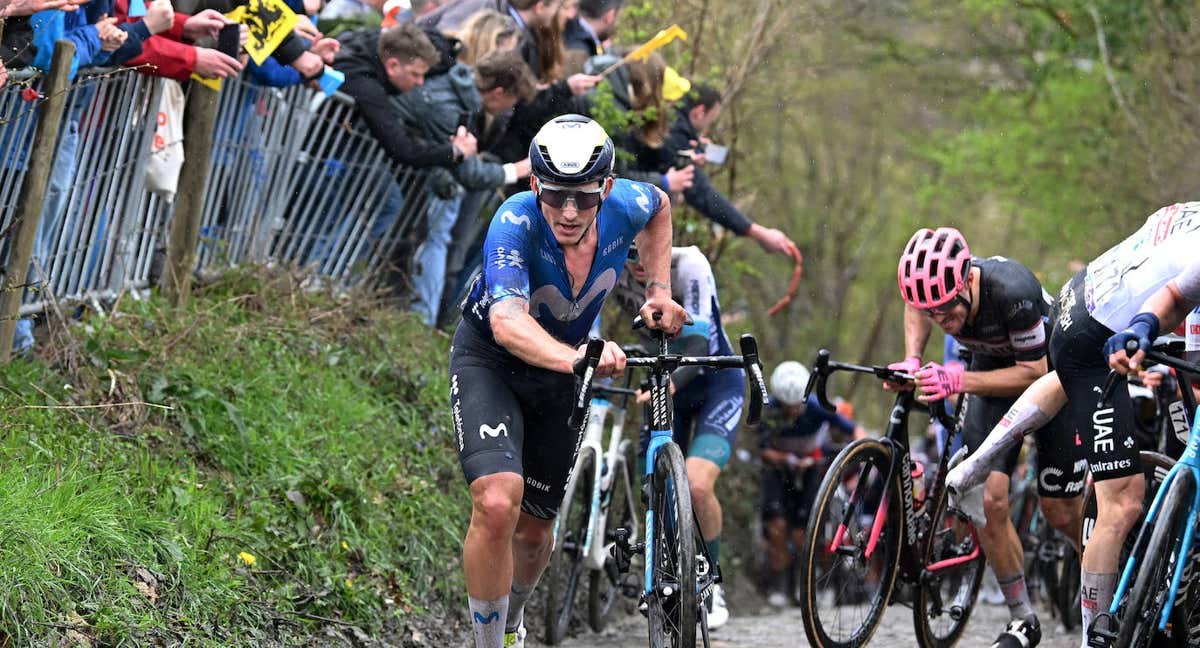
[489,298,529,322]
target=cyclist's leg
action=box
[505,365,583,635]
[947,371,1068,497]
[962,391,1037,623]
[1033,408,1086,554]
[1050,276,1144,642]
[451,326,528,647]
[674,369,743,567]
[761,466,791,599]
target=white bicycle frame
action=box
[570,395,641,572]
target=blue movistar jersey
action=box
[462,178,663,348]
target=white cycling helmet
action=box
[770,361,810,407]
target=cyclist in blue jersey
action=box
[451,114,687,648]
[759,361,865,607]
[608,244,741,628]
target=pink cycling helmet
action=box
[897,227,972,309]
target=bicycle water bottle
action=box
[911,462,926,507]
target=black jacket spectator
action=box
[562,17,599,57]
[664,108,752,235]
[334,27,458,169]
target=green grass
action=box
[0,269,467,645]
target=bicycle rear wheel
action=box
[1115,469,1194,648]
[543,450,595,644]
[798,439,902,648]
[647,441,696,648]
[589,443,640,631]
[914,479,983,648]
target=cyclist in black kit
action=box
[887,227,1084,648]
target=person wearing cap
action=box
[758,361,865,607]
[889,226,1083,648]
[451,114,686,648]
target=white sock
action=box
[505,579,538,634]
[469,594,508,648]
[947,400,1049,495]
[1080,571,1117,648]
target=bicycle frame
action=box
[808,350,980,584]
[1108,344,1200,632]
[577,387,640,572]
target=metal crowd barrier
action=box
[197,75,433,287]
[0,66,436,323]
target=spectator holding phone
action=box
[668,83,803,264]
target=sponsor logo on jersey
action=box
[452,374,464,451]
[630,182,651,213]
[500,210,531,230]
[480,422,508,439]
[1090,458,1133,473]
[492,246,525,270]
[529,267,617,323]
[601,236,625,258]
[1058,282,1077,330]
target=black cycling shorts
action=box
[960,355,1086,498]
[760,465,821,528]
[1048,272,1140,483]
[449,321,581,520]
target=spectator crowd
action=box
[0,0,801,330]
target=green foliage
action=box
[0,270,464,644]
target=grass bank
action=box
[0,270,467,645]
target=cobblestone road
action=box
[547,599,1082,647]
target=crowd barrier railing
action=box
[0,59,436,349]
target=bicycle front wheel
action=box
[914,478,984,648]
[1115,468,1195,648]
[543,449,595,644]
[798,439,902,648]
[647,441,696,648]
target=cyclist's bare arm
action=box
[489,298,625,375]
[1111,265,1200,372]
[883,306,933,392]
[633,189,688,334]
[960,356,1048,398]
[903,305,933,359]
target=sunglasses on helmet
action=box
[924,295,964,316]
[536,183,604,210]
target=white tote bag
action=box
[145,79,185,203]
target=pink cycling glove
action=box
[888,356,922,377]
[916,361,964,401]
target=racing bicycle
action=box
[1090,341,1200,647]
[571,317,767,648]
[543,371,642,643]
[798,350,984,648]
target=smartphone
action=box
[673,150,693,170]
[456,110,470,130]
[704,143,728,166]
[218,23,240,58]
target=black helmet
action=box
[529,114,615,186]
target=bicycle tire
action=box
[1055,537,1082,631]
[589,443,640,632]
[798,439,902,648]
[647,441,696,648]
[914,478,984,648]
[543,449,595,644]
[1115,469,1195,648]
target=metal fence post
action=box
[0,41,74,362]
[161,81,220,306]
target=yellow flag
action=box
[227,0,300,67]
[627,24,688,62]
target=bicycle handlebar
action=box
[804,348,957,429]
[1099,338,1200,407]
[570,333,767,430]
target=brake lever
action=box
[739,334,766,425]
[569,338,606,429]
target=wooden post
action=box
[161,81,220,306]
[0,40,74,363]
